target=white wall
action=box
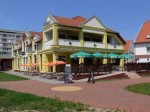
[108,44,122,49]
[44,40,53,49]
[43,31,53,49]
[38,43,42,51]
[135,43,150,55]
[28,47,32,53]
[59,39,80,47]
[83,29,105,35]
[84,17,105,29]
[84,41,104,48]
[129,41,134,54]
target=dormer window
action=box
[147,34,150,39]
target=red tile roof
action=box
[124,40,131,53]
[135,20,150,43]
[16,39,22,45]
[53,16,86,27]
[22,31,42,40]
[29,31,42,38]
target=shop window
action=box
[59,56,66,62]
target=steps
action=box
[126,72,141,79]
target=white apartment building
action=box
[0,29,23,70]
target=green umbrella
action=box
[102,54,108,58]
[92,52,103,58]
[70,51,93,58]
[107,53,120,58]
[120,54,133,59]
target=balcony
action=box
[84,41,105,48]
[59,39,80,47]
[107,44,122,50]
[32,49,37,53]
[0,54,12,59]
[44,40,53,49]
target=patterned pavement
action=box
[0,72,150,112]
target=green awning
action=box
[70,51,93,58]
[107,53,120,58]
[120,54,133,59]
[92,52,103,58]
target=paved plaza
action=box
[0,71,150,112]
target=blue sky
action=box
[0,0,150,40]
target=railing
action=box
[0,50,12,52]
[0,55,12,59]
[0,41,13,43]
[44,40,53,49]
[0,36,15,40]
[107,44,122,49]
[59,39,80,47]
[84,41,105,48]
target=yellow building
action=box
[12,31,42,71]
[12,14,126,72]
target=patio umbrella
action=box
[51,61,66,65]
[25,63,38,66]
[92,52,103,58]
[70,51,93,58]
[43,62,55,66]
[107,53,120,59]
[20,64,25,66]
[51,61,66,72]
[120,54,133,59]
[102,54,109,58]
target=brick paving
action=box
[0,76,150,112]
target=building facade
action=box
[135,20,150,63]
[0,29,23,70]
[124,40,134,63]
[12,14,126,72]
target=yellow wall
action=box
[42,54,48,72]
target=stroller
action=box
[64,64,74,83]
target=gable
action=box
[83,16,106,29]
[33,36,38,41]
[46,17,54,24]
[44,14,57,26]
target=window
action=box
[93,37,102,42]
[2,43,7,46]
[84,37,91,41]
[34,44,37,50]
[107,38,110,43]
[147,34,150,39]
[70,36,78,40]
[2,39,7,41]
[34,55,37,63]
[59,56,66,62]
[59,34,66,39]
[3,34,6,37]
[147,47,150,53]
[16,35,20,38]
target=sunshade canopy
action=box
[120,54,134,59]
[107,53,120,58]
[92,52,103,58]
[70,51,93,58]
